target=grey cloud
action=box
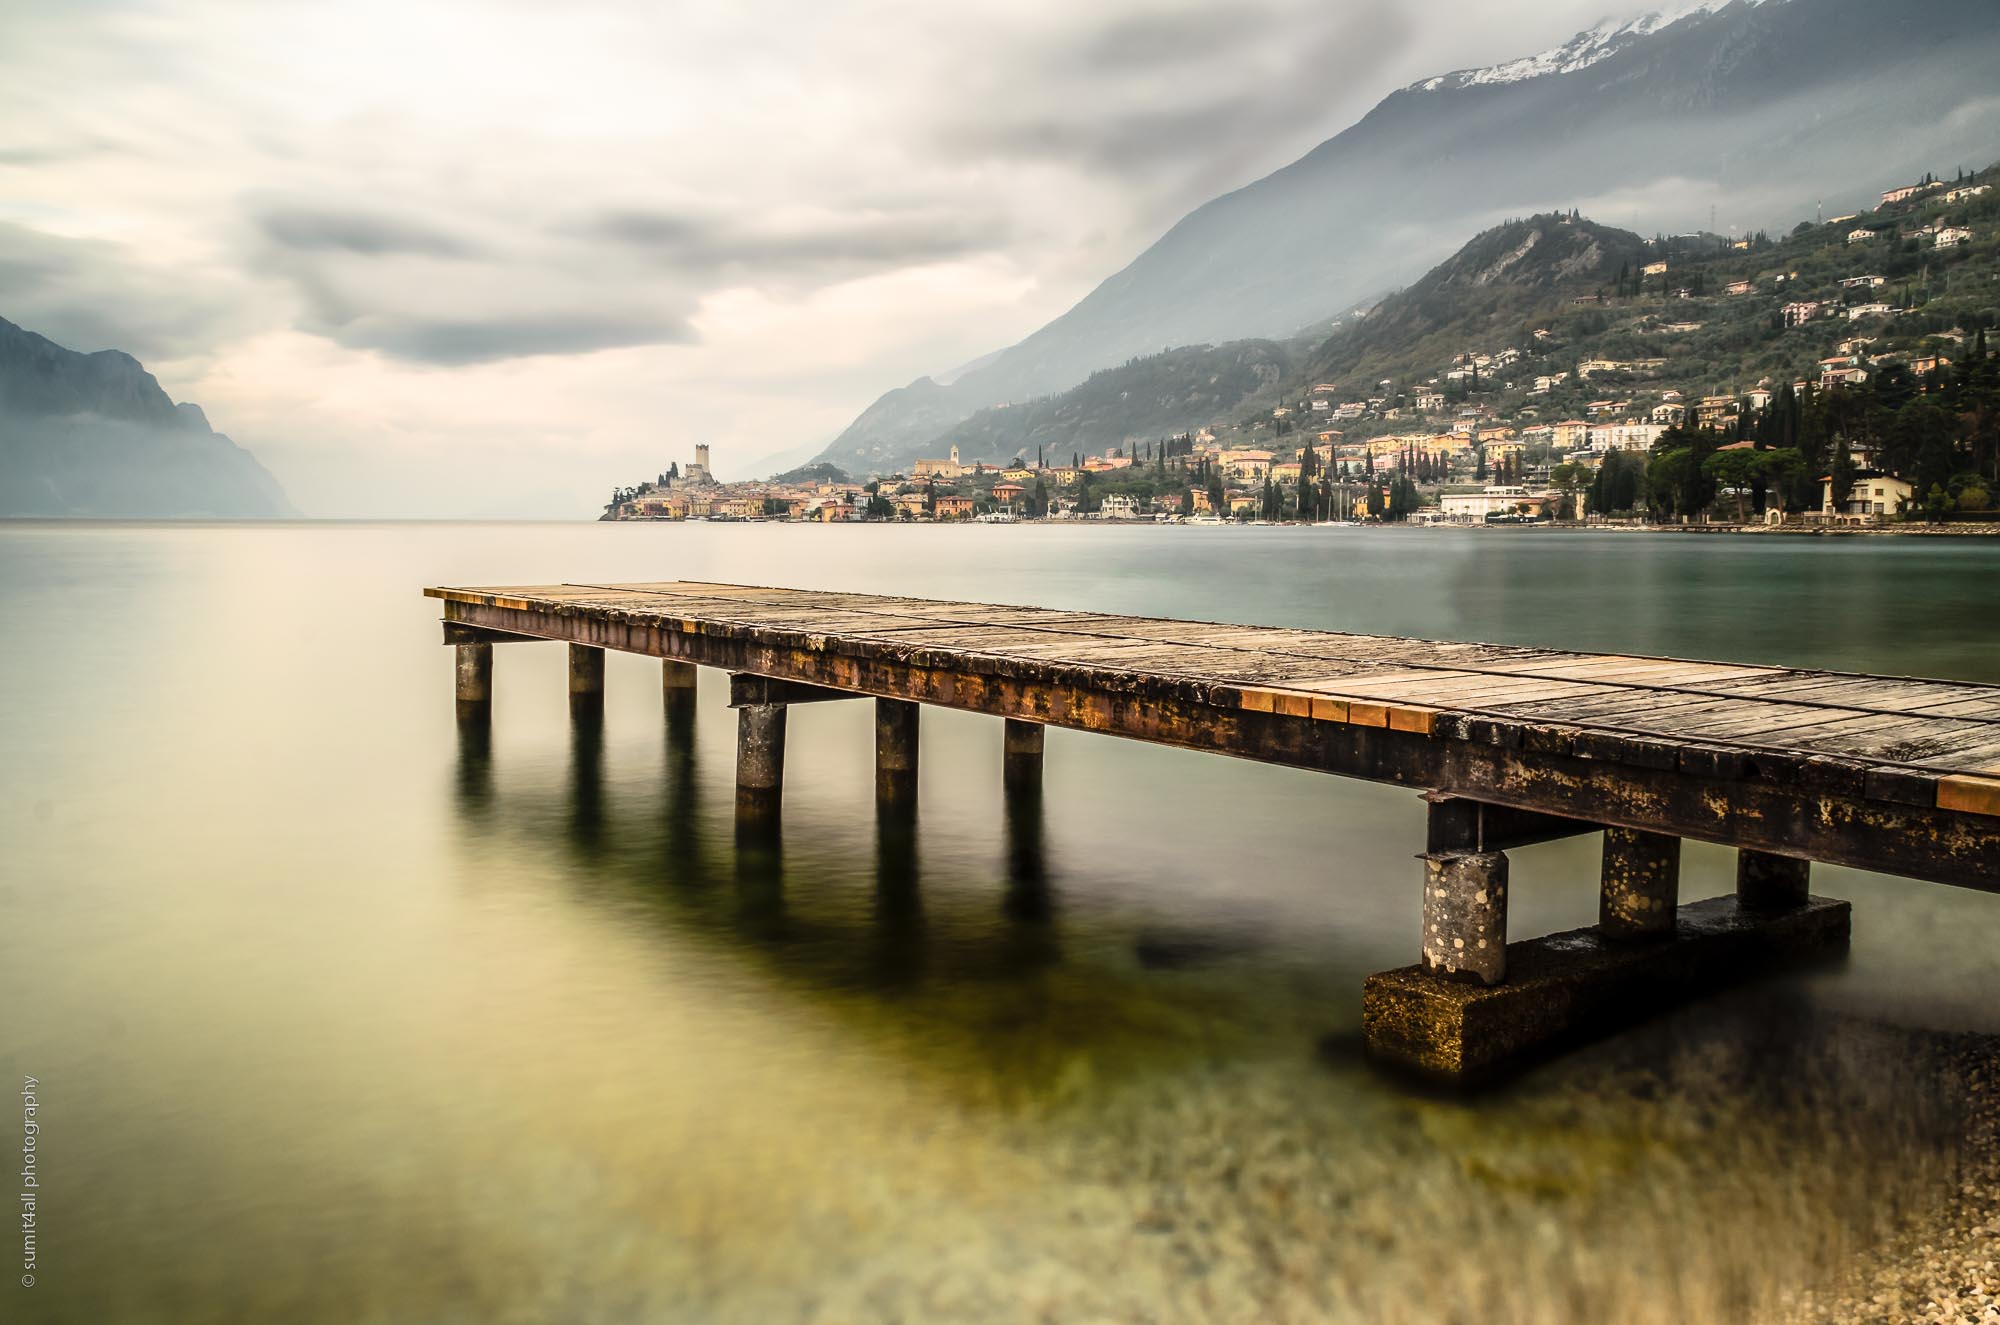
[256,205,478,257]
[581,207,1014,273]
[322,311,697,365]
[0,220,257,361]
[245,200,701,365]
[1072,8,1267,71]
[935,0,1413,205]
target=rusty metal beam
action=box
[727,673,867,708]
[1423,793,1599,853]
[443,621,546,646]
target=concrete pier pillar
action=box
[1738,849,1810,910]
[1003,719,1044,795]
[1421,851,1508,986]
[735,703,788,820]
[454,642,493,712]
[875,698,920,806]
[569,644,606,717]
[1599,827,1681,939]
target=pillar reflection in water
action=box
[733,813,786,941]
[454,707,494,819]
[567,706,605,855]
[661,683,704,879]
[1001,774,1060,971]
[870,796,925,988]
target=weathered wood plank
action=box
[424,582,2000,872]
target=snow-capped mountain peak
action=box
[1405,0,1779,93]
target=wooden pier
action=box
[428,580,2000,1081]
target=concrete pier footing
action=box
[875,698,920,806]
[454,642,492,713]
[1599,827,1681,939]
[1365,894,1851,1083]
[735,703,787,820]
[1738,849,1811,910]
[1003,719,1044,794]
[1421,851,1509,986]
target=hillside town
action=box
[604,169,1999,530]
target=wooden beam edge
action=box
[1937,775,2000,818]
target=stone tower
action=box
[695,443,711,479]
[949,444,959,466]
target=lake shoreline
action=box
[1779,1029,2000,1324]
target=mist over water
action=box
[4,521,1998,1323]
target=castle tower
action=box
[695,443,711,477]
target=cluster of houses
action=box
[606,173,1984,530]
[1842,178,1987,249]
[606,444,877,522]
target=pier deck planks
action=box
[427,580,2000,889]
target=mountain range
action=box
[810,0,2000,475]
[0,316,292,518]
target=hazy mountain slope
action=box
[815,0,2000,473]
[1296,215,1648,389]
[910,340,1293,468]
[0,316,294,517]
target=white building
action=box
[1823,471,1912,520]
[1438,486,1553,523]
[1588,422,1665,451]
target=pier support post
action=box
[454,643,493,715]
[875,699,920,807]
[1421,850,1508,986]
[662,658,696,727]
[1738,849,1810,910]
[1599,827,1680,939]
[735,703,788,820]
[569,644,606,717]
[1003,719,1044,796]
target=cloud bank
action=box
[0,0,1613,515]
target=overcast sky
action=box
[1,0,1624,516]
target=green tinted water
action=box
[3,522,1997,1323]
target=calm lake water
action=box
[4,521,1999,1324]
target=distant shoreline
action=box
[595,516,2000,537]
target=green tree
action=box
[1590,449,1645,515]
[1549,463,1589,519]
[1828,436,1857,514]
[1647,448,1700,519]
[1882,397,1961,497]
[1924,483,1951,523]
[1757,448,1807,514]
[1701,448,1763,522]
